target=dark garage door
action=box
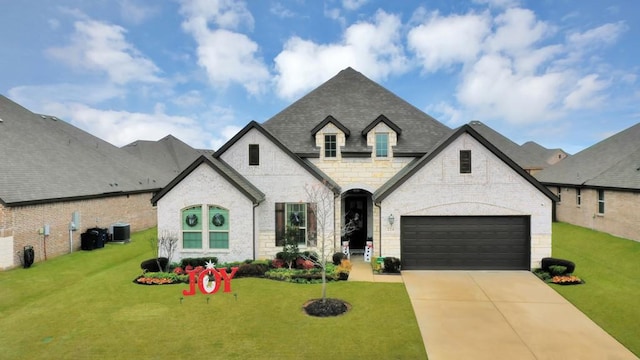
[401,216,530,270]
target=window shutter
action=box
[275,203,285,246]
[307,203,317,247]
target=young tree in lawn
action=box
[149,230,179,272]
[304,181,336,302]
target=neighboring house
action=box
[468,121,569,175]
[0,96,201,269]
[535,122,640,242]
[153,68,557,270]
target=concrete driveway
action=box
[402,271,638,360]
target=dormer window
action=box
[376,133,388,157]
[325,134,337,158]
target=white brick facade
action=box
[156,163,255,264]
[380,134,552,268]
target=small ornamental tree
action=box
[282,226,300,269]
[304,181,336,302]
[149,230,179,272]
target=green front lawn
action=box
[0,228,426,359]
[551,222,640,357]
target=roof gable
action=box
[263,67,449,156]
[151,155,265,205]
[374,124,558,202]
[214,121,341,194]
[361,114,402,136]
[310,115,351,137]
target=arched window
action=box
[182,206,202,249]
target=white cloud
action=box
[270,2,295,18]
[172,90,204,107]
[407,11,491,72]
[427,102,466,126]
[343,0,368,11]
[210,125,242,150]
[472,0,520,8]
[42,102,209,148]
[8,83,124,107]
[486,8,554,55]
[456,54,566,123]
[180,0,253,31]
[47,19,161,84]
[563,74,609,109]
[567,21,627,49]
[179,0,269,95]
[274,10,407,99]
[118,0,160,24]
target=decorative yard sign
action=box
[182,260,238,296]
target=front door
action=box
[344,196,367,252]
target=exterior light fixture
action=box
[388,213,395,226]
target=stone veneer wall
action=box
[0,193,157,270]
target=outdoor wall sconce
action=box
[388,213,395,226]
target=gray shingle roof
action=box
[535,122,640,190]
[468,121,544,170]
[151,155,265,205]
[122,135,212,179]
[0,95,174,205]
[521,141,569,167]
[262,67,450,156]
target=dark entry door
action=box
[344,197,367,250]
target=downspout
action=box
[375,202,382,257]
[253,203,258,260]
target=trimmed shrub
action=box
[541,257,575,274]
[549,265,568,276]
[236,262,269,277]
[332,252,346,265]
[383,257,401,273]
[180,257,218,268]
[140,257,168,272]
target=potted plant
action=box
[336,259,352,280]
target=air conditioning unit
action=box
[110,223,130,243]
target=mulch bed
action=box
[303,298,351,317]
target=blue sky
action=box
[2,0,638,154]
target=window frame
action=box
[182,205,203,249]
[249,144,259,166]
[597,189,605,214]
[286,203,307,246]
[208,206,229,249]
[375,133,389,158]
[576,188,581,206]
[557,187,562,203]
[324,134,337,158]
[460,150,472,174]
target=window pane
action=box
[183,232,202,249]
[209,206,229,231]
[460,150,471,173]
[598,190,605,214]
[249,144,259,165]
[183,206,202,230]
[325,135,336,157]
[376,133,388,157]
[209,232,229,249]
[286,203,307,245]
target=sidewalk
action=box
[347,255,403,283]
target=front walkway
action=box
[347,255,402,283]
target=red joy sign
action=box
[182,267,238,296]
